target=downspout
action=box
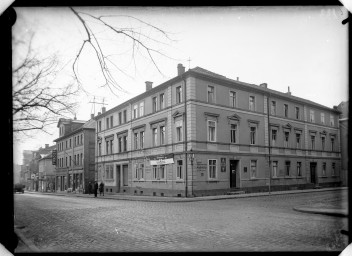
[183,76,188,197]
[266,92,272,194]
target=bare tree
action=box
[69,7,176,96]
[12,40,78,136]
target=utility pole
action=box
[89,96,108,116]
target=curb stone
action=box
[14,228,40,252]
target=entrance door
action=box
[122,165,128,186]
[310,163,317,184]
[230,160,238,188]
[116,165,121,193]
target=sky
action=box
[12,6,349,165]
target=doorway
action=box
[310,162,317,184]
[116,165,121,193]
[230,160,239,188]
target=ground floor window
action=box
[152,165,166,180]
[250,160,257,178]
[105,165,114,179]
[177,160,183,179]
[285,161,291,176]
[208,159,217,179]
[332,163,336,176]
[322,162,326,176]
[297,162,302,176]
[272,161,278,178]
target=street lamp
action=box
[188,149,195,197]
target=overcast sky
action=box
[12,6,349,165]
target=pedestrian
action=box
[88,182,92,195]
[99,182,104,196]
[94,181,98,198]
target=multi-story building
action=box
[338,101,348,186]
[21,150,33,190]
[94,64,342,197]
[53,116,96,193]
[38,152,56,192]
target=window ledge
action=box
[176,180,184,183]
[207,180,218,183]
[321,176,328,178]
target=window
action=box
[271,130,277,146]
[77,136,80,145]
[296,133,301,149]
[98,121,102,131]
[284,132,290,148]
[284,104,288,118]
[139,164,144,179]
[176,123,183,142]
[77,154,80,165]
[322,162,326,176]
[152,97,157,113]
[123,136,127,152]
[331,137,335,151]
[311,135,315,150]
[207,85,215,103]
[249,96,255,111]
[332,163,336,176]
[229,91,236,107]
[69,156,71,166]
[208,121,216,142]
[119,112,122,125]
[152,128,158,146]
[230,124,237,143]
[66,157,67,167]
[123,110,127,123]
[81,153,83,165]
[152,165,166,180]
[106,165,114,180]
[106,118,109,129]
[250,127,256,145]
[66,140,68,149]
[110,116,113,128]
[250,160,257,178]
[322,137,325,150]
[271,101,276,115]
[285,161,290,176]
[110,140,113,154]
[330,115,334,126]
[139,102,144,117]
[140,131,144,149]
[98,142,101,156]
[106,141,110,155]
[295,107,300,119]
[160,93,165,110]
[310,110,315,123]
[81,134,83,144]
[134,133,139,149]
[297,162,302,176]
[160,126,165,145]
[118,137,122,153]
[176,86,182,104]
[321,113,325,124]
[177,160,183,179]
[134,164,138,179]
[69,139,71,148]
[272,161,278,177]
[133,105,138,119]
[74,155,77,166]
[208,159,217,179]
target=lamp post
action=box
[188,149,195,197]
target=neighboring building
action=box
[28,144,56,191]
[337,101,348,186]
[38,152,56,192]
[21,150,33,190]
[94,64,342,197]
[53,116,96,193]
[13,164,21,184]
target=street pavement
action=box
[14,188,348,252]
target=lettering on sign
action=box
[196,163,207,172]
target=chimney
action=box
[91,114,94,119]
[98,112,101,115]
[177,63,185,76]
[102,107,106,113]
[74,115,77,120]
[260,83,267,88]
[145,81,153,91]
[45,144,49,148]
[237,77,239,81]
[287,86,291,95]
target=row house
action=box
[94,64,342,197]
[53,117,96,193]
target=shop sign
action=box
[196,162,207,172]
[150,158,174,165]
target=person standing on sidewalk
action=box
[94,181,98,198]
[99,182,104,196]
[88,182,92,195]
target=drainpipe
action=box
[183,77,188,197]
[266,93,272,194]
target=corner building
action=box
[95,64,342,197]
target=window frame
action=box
[208,159,217,180]
[229,91,236,108]
[250,160,257,178]
[207,85,215,103]
[208,120,216,142]
[176,86,183,104]
[230,124,237,144]
[176,160,183,180]
[249,95,255,111]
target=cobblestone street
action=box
[14,190,348,252]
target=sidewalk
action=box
[23,186,348,203]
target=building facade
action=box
[94,64,342,197]
[38,153,56,192]
[53,117,96,193]
[338,101,348,186]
